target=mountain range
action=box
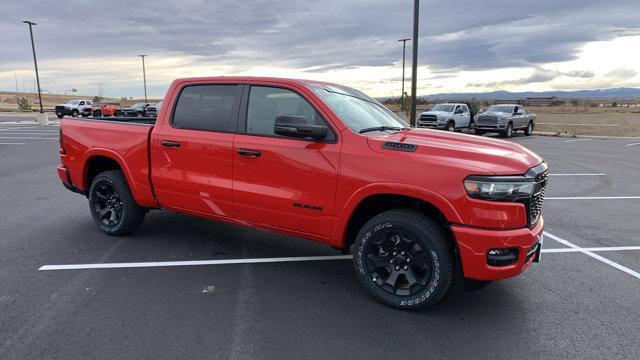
[418,87,640,100]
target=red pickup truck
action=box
[57,76,547,309]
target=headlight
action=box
[464,175,535,201]
[436,116,445,123]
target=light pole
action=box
[398,38,410,113]
[22,20,44,114]
[138,54,148,102]
[410,0,420,126]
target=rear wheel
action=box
[71,109,79,117]
[524,121,533,136]
[89,170,146,236]
[474,129,484,136]
[352,209,453,310]
[94,111,102,117]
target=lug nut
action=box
[390,259,394,263]
[403,266,408,270]
[407,258,411,262]
[395,266,400,271]
[392,251,397,256]
[401,251,405,255]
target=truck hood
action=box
[479,111,510,117]
[420,110,451,117]
[366,128,542,175]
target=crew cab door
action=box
[151,83,242,218]
[459,104,470,127]
[232,84,340,239]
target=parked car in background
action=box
[145,101,162,117]
[81,103,121,117]
[418,103,473,131]
[55,99,94,118]
[475,104,536,138]
[57,76,546,310]
[120,103,151,117]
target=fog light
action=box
[487,248,519,266]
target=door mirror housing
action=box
[455,109,463,114]
[274,115,328,140]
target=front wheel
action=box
[56,114,64,119]
[71,110,79,117]
[89,170,146,236]
[352,209,453,310]
[503,123,513,138]
[446,121,455,132]
[524,122,533,136]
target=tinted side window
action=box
[172,85,239,132]
[246,86,327,137]
[462,105,469,113]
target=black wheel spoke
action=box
[98,207,110,216]
[385,270,400,288]
[367,254,389,271]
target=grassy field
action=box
[530,106,640,136]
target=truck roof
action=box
[171,76,342,88]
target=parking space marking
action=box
[0,137,58,140]
[544,231,640,280]
[546,196,640,200]
[38,245,640,271]
[625,143,640,147]
[39,255,354,270]
[0,142,26,145]
[563,138,593,143]
[548,173,606,176]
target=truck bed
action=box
[81,116,157,125]
[59,117,157,207]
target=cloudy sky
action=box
[2,0,639,99]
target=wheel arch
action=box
[332,183,462,250]
[81,150,137,200]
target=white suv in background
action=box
[418,103,472,131]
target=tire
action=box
[56,114,64,119]
[503,123,513,138]
[116,111,122,117]
[71,109,79,117]
[88,170,146,236]
[474,129,484,136]
[446,121,455,132]
[524,121,533,136]
[352,209,453,310]
[94,111,101,117]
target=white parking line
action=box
[549,174,606,176]
[0,142,26,145]
[546,196,640,200]
[625,143,640,147]
[0,137,58,140]
[38,245,640,271]
[564,139,593,143]
[544,231,640,280]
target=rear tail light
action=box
[59,127,66,155]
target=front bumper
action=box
[418,123,446,129]
[452,216,544,281]
[475,124,507,131]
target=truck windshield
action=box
[132,103,146,108]
[430,104,455,112]
[65,100,80,105]
[310,84,409,133]
[487,105,514,113]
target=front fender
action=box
[330,182,462,247]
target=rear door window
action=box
[172,85,241,132]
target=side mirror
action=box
[274,115,328,140]
[455,109,463,114]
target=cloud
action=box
[605,68,638,79]
[468,68,595,88]
[1,0,639,96]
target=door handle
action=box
[237,148,261,157]
[161,140,181,148]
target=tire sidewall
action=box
[353,215,451,309]
[447,121,455,131]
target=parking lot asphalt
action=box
[1,121,639,359]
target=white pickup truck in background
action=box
[417,103,473,131]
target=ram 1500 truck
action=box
[475,104,536,138]
[57,77,547,310]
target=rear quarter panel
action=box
[60,119,156,207]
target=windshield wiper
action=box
[359,126,406,134]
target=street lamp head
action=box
[138,54,147,57]
[22,20,37,25]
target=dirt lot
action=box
[530,106,640,137]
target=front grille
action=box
[477,115,498,124]
[528,170,547,226]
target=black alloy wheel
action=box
[92,182,123,228]
[353,209,453,310]
[364,229,434,297]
